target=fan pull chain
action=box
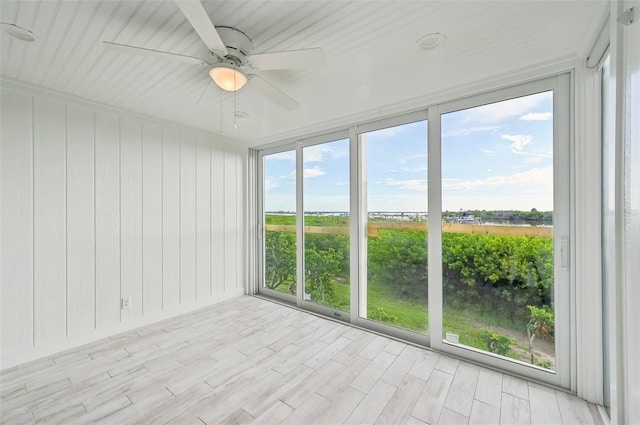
[219,87,223,144]
[233,65,238,130]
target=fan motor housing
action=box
[216,26,253,65]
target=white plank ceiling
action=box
[0,0,607,147]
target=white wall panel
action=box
[211,145,225,296]
[196,140,211,299]
[95,112,121,327]
[180,134,197,303]
[224,150,237,291]
[33,97,66,344]
[120,119,143,319]
[162,129,181,307]
[66,105,95,335]
[0,83,247,369]
[142,124,163,314]
[0,90,33,350]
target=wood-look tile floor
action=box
[0,296,603,425]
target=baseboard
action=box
[596,404,610,425]
[0,289,245,371]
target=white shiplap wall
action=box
[0,83,246,369]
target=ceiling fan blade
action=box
[247,48,325,71]
[175,0,228,56]
[247,75,299,111]
[103,41,211,66]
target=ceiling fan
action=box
[103,1,326,110]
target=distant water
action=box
[481,219,552,227]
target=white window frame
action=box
[257,143,298,305]
[352,110,430,347]
[428,73,573,389]
[254,72,576,390]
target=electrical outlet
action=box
[121,298,130,309]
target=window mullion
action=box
[427,105,442,349]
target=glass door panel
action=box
[262,150,297,297]
[302,139,350,311]
[360,120,428,333]
[440,91,557,370]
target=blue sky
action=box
[264,90,553,213]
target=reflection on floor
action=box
[0,296,602,425]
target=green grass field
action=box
[322,279,522,355]
[271,275,535,364]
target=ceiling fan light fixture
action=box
[209,64,247,92]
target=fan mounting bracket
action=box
[215,26,253,66]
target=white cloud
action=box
[267,151,295,161]
[264,178,279,192]
[520,112,552,121]
[304,195,350,211]
[501,134,532,151]
[512,149,553,160]
[303,143,348,163]
[304,145,327,163]
[442,194,552,212]
[481,149,496,155]
[304,167,326,178]
[386,166,428,173]
[444,126,501,137]
[288,166,326,180]
[264,194,296,212]
[399,152,427,164]
[370,126,406,138]
[442,167,552,191]
[525,156,543,164]
[384,178,427,192]
[368,194,427,212]
[460,91,551,124]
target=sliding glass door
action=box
[257,74,572,388]
[440,90,557,366]
[302,139,351,314]
[430,74,571,387]
[260,148,297,302]
[356,117,429,341]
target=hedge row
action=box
[265,228,553,323]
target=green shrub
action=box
[264,231,297,293]
[478,328,516,356]
[527,305,555,339]
[368,230,428,299]
[442,233,553,322]
[526,305,555,364]
[304,248,341,304]
[265,216,554,333]
[536,360,553,369]
[305,233,349,276]
[368,306,399,324]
